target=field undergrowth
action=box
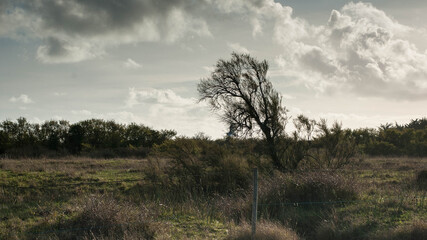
[0,157,426,239]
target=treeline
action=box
[0,118,176,158]
[0,117,426,159]
[352,118,427,157]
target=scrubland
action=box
[0,156,426,239]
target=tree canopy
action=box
[198,53,288,170]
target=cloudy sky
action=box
[1,0,427,138]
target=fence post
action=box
[251,168,258,240]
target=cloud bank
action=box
[273,2,427,100]
[1,0,211,63]
[2,0,427,100]
[212,0,427,100]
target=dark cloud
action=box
[2,0,275,63]
[36,36,95,63]
[6,0,212,62]
[43,37,67,57]
[18,0,202,37]
[0,0,7,10]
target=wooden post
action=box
[251,168,258,240]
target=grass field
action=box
[0,157,426,239]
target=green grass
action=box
[308,157,427,239]
[0,157,426,239]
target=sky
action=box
[1,0,427,139]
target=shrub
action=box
[310,120,357,169]
[365,141,400,156]
[226,221,301,240]
[32,194,158,240]
[376,221,427,240]
[257,171,358,237]
[259,171,358,204]
[315,220,378,240]
[416,170,427,190]
[213,194,252,223]
[210,154,251,193]
[146,137,252,199]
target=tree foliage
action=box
[0,118,176,158]
[198,53,288,170]
[312,120,357,168]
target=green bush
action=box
[146,137,252,200]
[365,141,400,156]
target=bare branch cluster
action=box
[198,53,288,170]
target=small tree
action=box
[198,53,288,170]
[312,120,357,168]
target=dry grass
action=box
[0,157,147,175]
[353,157,427,171]
[1,156,426,240]
[378,221,427,240]
[31,194,160,240]
[258,170,358,205]
[226,221,301,240]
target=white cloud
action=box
[9,94,34,104]
[123,88,224,138]
[286,106,425,131]
[123,58,142,69]
[251,18,263,37]
[227,42,250,54]
[215,0,309,43]
[203,66,215,72]
[125,88,196,109]
[28,117,42,124]
[273,2,427,100]
[53,92,67,96]
[71,110,92,116]
[52,115,63,120]
[282,94,295,100]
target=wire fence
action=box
[1,167,426,239]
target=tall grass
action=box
[26,194,159,240]
[226,221,301,240]
[1,156,425,239]
[256,171,358,237]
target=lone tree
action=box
[198,53,288,170]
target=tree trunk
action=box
[266,136,284,171]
